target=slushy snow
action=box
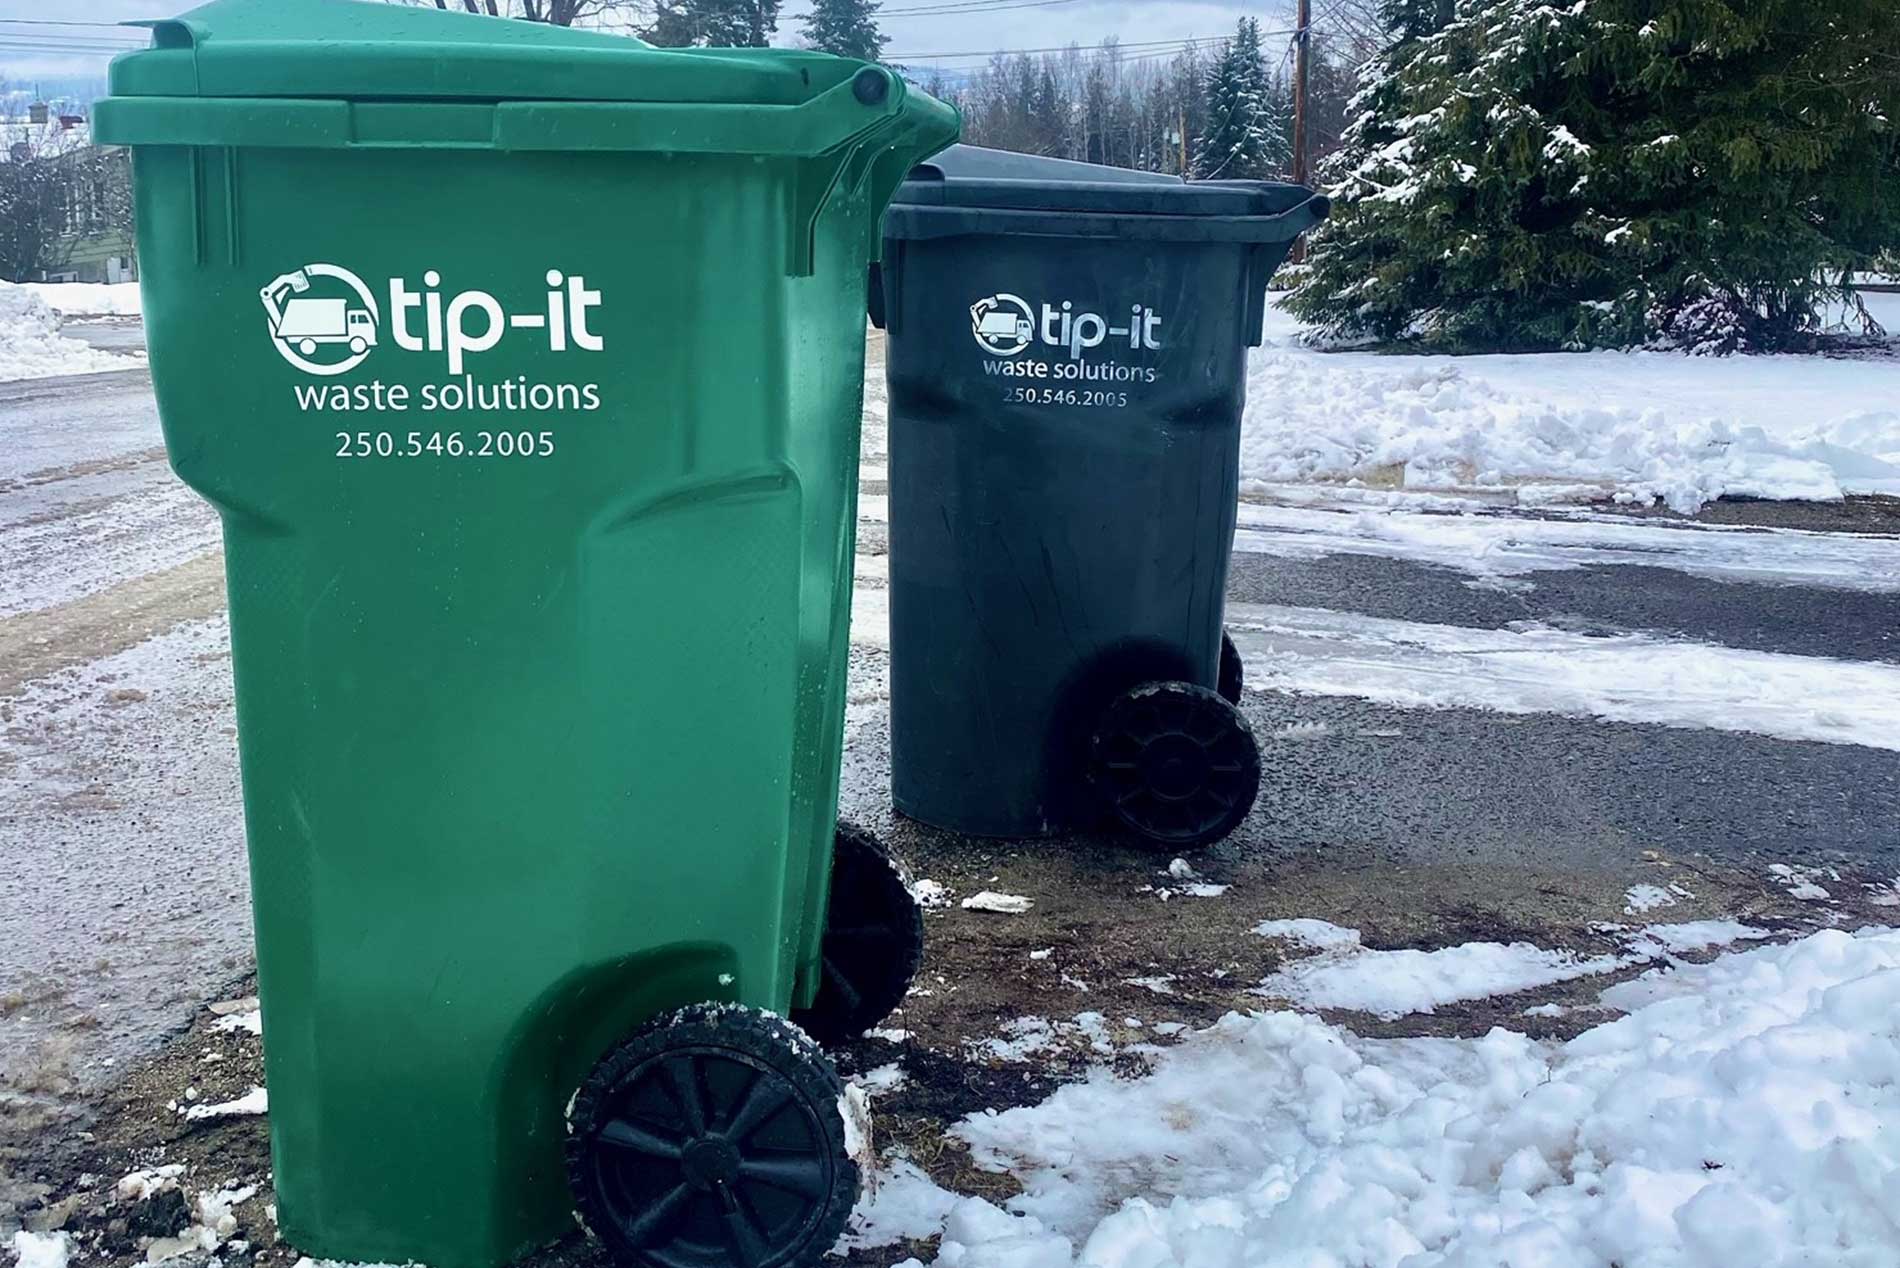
[1232,500,1900,593]
[0,281,138,381]
[1225,602,1900,751]
[1242,300,1900,510]
[878,928,1900,1268]
[1257,939,1629,1018]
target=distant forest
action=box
[908,24,1367,181]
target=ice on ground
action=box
[886,929,1900,1268]
[1623,883,1679,914]
[0,617,247,1089]
[1258,938,1628,1018]
[182,1086,267,1120]
[24,281,142,318]
[1769,863,1834,901]
[1254,918,1364,951]
[962,891,1033,914]
[1226,602,1900,752]
[1631,920,1769,955]
[0,281,140,382]
[1232,501,1900,594]
[9,1232,70,1268]
[1243,300,1900,510]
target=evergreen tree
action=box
[801,0,884,61]
[644,0,780,47]
[1193,18,1290,180]
[1289,0,1900,351]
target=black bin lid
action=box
[885,144,1329,243]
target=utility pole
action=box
[1291,0,1311,261]
[1292,0,1311,187]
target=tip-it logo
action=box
[262,266,602,376]
[971,293,1163,360]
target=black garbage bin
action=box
[870,145,1327,850]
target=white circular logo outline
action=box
[261,263,381,377]
[970,293,1035,357]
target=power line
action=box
[888,29,1293,65]
[877,0,1085,17]
[0,18,134,28]
[888,33,1230,61]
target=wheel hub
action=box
[1140,733,1206,800]
[680,1135,742,1190]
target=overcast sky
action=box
[6,0,1298,92]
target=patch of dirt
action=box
[5,837,1893,1268]
[1590,492,1900,536]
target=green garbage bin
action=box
[95,3,956,1267]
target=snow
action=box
[8,1232,69,1268]
[1769,863,1834,901]
[0,281,140,382]
[182,1086,267,1120]
[1232,500,1900,593]
[1631,920,1769,954]
[840,1161,962,1253]
[1257,938,1627,1018]
[1253,918,1364,951]
[962,891,1034,914]
[883,929,1900,1268]
[213,1008,263,1037]
[1242,299,1900,510]
[23,281,141,318]
[1622,883,1679,914]
[115,1164,185,1200]
[1226,602,1900,751]
[909,878,954,909]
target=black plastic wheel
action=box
[1091,680,1261,850]
[1218,631,1244,705]
[567,1004,857,1268]
[791,823,924,1048]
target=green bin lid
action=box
[108,0,857,107]
[93,0,960,161]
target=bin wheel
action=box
[567,1003,857,1268]
[1091,681,1261,851]
[791,823,924,1048]
[1218,631,1245,705]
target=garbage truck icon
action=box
[261,264,381,376]
[970,293,1035,356]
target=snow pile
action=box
[7,1232,69,1268]
[24,281,141,318]
[890,928,1900,1268]
[0,281,137,381]
[1240,308,1900,510]
[1257,938,1629,1018]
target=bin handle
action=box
[883,193,1332,244]
[94,69,935,160]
